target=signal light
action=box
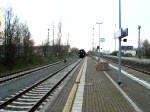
[123,39,127,42]
[97,46,99,49]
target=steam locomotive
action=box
[78,49,86,58]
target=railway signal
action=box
[97,46,99,49]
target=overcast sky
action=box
[1,0,150,52]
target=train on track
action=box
[78,49,86,58]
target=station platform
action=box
[45,57,150,112]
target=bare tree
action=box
[71,47,79,55]
[21,23,33,62]
[142,39,150,58]
[41,38,49,57]
[54,37,61,56]
[3,7,15,69]
[2,6,34,69]
[55,20,62,56]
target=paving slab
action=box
[81,57,137,112]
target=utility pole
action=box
[138,25,141,59]
[118,0,122,85]
[48,28,50,38]
[58,20,62,37]
[0,14,2,44]
[67,33,69,46]
[0,6,2,44]
[92,28,94,56]
[53,22,54,55]
[96,22,103,62]
[115,0,128,85]
[58,20,62,56]
[48,28,50,45]
[67,33,69,55]
[115,24,116,51]
[47,28,50,61]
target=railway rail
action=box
[103,56,150,75]
[0,58,82,112]
[0,58,72,84]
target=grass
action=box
[0,54,74,77]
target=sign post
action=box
[115,28,128,85]
[0,6,2,45]
[115,0,128,85]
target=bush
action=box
[111,51,118,56]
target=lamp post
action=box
[96,22,103,62]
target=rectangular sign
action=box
[100,38,105,42]
[121,46,133,50]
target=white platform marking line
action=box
[104,71,142,112]
[109,64,150,89]
[93,56,150,89]
[71,59,87,112]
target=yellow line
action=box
[63,83,78,112]
[75,59,86,83]
[63,58,87,112]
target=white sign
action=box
[115,28,123,38]
[100,38,105,42]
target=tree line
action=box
[0,7,35,71]
[0,7,73,73]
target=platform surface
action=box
[72,57,149,112]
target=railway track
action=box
[0,58,82,112]
[103,56,150,75]
[0,58,72,84]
